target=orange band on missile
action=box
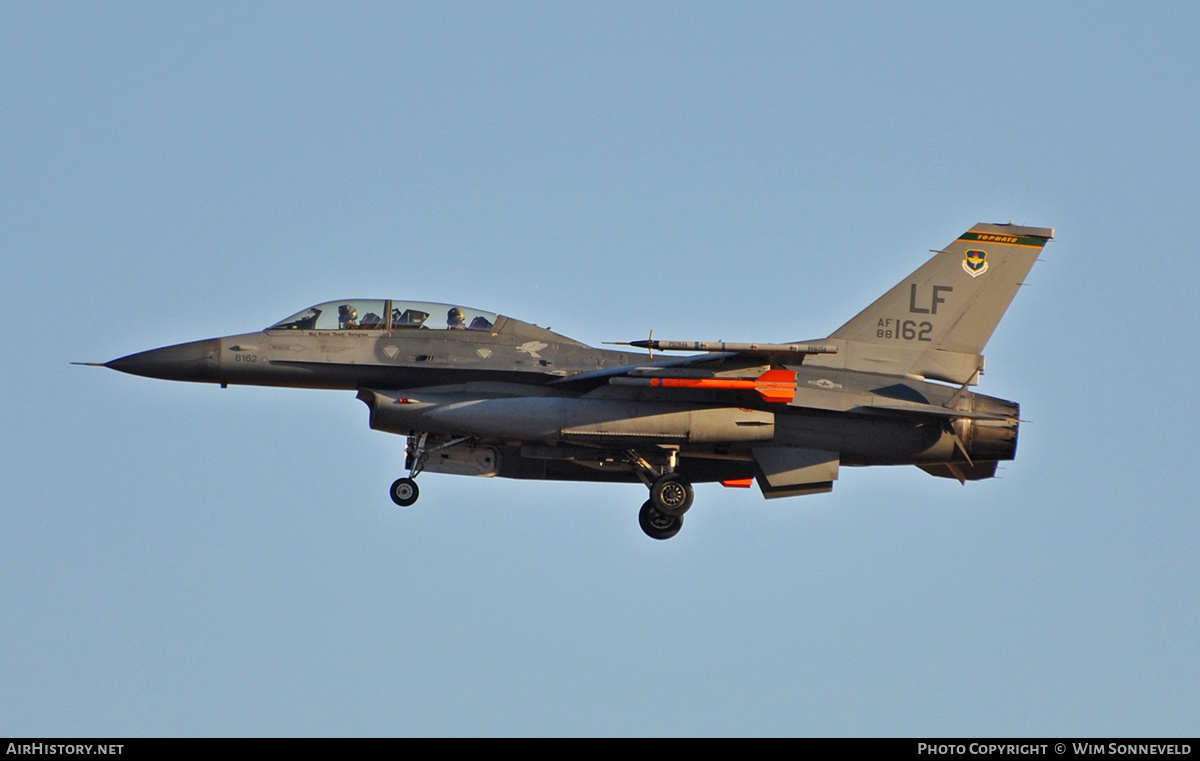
[721,478,754,488]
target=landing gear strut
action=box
[627,448,694,539]
[388,432,476,507]
[389,432,431,507]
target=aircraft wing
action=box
[548,351,745,388]
[555,338,838,390]
[559,345,1015,422]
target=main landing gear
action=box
[639,500,683,540]
[628,449,694,540]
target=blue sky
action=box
[3,2,1198,736]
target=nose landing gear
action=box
[390,477,420,507]
[388,432,431,507]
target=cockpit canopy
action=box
[267,300,498,332]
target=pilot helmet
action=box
[338,305,358,323]
[447,307,465,325]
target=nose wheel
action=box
[389,432,434,507]
[390,477,419,507]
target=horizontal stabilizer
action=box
[789,382,1013,420]
[858,402,1012,421]
[918,461,999,483]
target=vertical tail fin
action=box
[808,222,1053,385]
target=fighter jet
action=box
[91,222,1052,539]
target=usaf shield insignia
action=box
[963,249,988,278]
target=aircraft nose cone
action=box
[105,338,221,383]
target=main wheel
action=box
[639,500,683,540]
[390,477,419,507]
[649,473,694,518]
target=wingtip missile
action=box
[610,339,838,356]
